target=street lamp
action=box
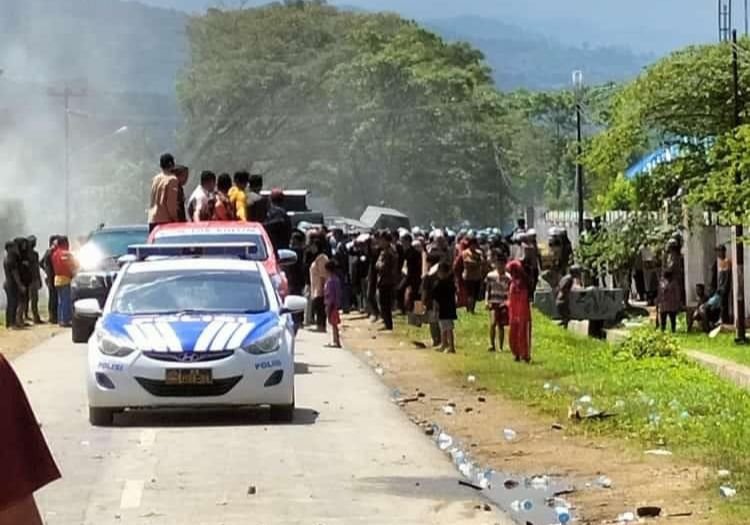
[572,70,585,236]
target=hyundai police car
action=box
[75,244,306,426]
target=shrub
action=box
[618,328,682,360]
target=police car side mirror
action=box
[277,249,298,267]
[75,298,103,319]
[281,295,307,315]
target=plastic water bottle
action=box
[511,499,533,512]
[556,506,571,524]
[503,428,517,441]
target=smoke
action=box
[0,0,186,243]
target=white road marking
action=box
[120,480,144,509]
[211,322,241,351]
[194,320,225,352]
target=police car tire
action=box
[72,315,95,344]
[89,407,115,427]
[270,400,295,423]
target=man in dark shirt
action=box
[399,234,422,315]
[40,236,58,325]
[3,241,23,329]
[15,238,32,327]
[376,231,399,331]
[263,189,292,251]
[556,265,581,328]
[25,237,43,324]
[247,174,268,223]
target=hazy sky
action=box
[133,0,719,54]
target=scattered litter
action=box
[247,485,257,496]
[390,388,402,400]
[424,427,435,436]
[578,395,593,404]
[637,506,662,518]
[645,449,673,456]
[718,469,731,478]
[666,511,693,518]
[458,479,483,491]
[431,396,450,401]
[396,397,420,404]
[503,428,518,441]
[482,503,492,512]
[478,396,486,403]
[680,411,690,419]
[442,405,455,415]
[465,407,474,413]
[528,475,550,489]
[412,341,427,349]
[553,488,577,497]
[437,432,453,450]
[552,423,565,431]
[216,495,228,506]
[504,479,520,489]
[596,475,613,489]
[467,375,477,383]
[720,485,737,498]
[417,391,426,398]
[375,366,385,376]
[543,382,552,390]
[556,505,572,524]
[139,512,164,518]
[510,499,533,512]
[617,511,636,522]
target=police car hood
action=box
[101,312,280,353]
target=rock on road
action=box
[14,330,512,525]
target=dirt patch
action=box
[0,324,62,361]
[343,315,714,524]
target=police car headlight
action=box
[243,327,282,355]
[97,331,136,358]
[74,274,105,290]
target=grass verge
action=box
[399,311,750,518]
[673,330,750,368]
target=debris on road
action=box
[596,475,613,489]
[503,428,518,441]
[375,366,385,376]
[458,479,483,491]
[467,375,476,383]
[247,485,257,496]
[412,341,427,349]
[551,423,564,431]
[477,396,486,403]
[442,405,455,415]
[644,449,673,456]
[636,506,661,518]
[503,479,519,489]
[718,469,731,478]
[720,485,737,498]
[616,511,636,522]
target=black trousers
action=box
[660,311,677,333]
[378,286,394,330]
[312,296,326,330]
[47,283,58,324]
[4,284,18,328]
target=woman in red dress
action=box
[0,354,61,525]
[506,260,532,363]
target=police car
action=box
[74,244,306,426]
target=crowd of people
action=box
[3,235,76,330]
[281,221,541,362]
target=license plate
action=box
[165,369,213,385]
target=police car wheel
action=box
[89,407,115,427]
[269,401,295,423]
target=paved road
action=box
[14,330,512,525]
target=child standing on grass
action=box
[433,262,457,354]
[324,260,342,348]
[657,269,681,333]
[485,252,510,352]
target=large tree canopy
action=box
[583,39,750,221]
[177,1,575,225]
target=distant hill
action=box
[133,0,717,54]
[425,16,651,90]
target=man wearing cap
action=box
[264,189,292,252]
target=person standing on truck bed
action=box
[147,153,180,232]
[229,171,250,222]
[247,173,268,223]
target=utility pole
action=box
[572,70,585,236]
[720,0,733,41]
[731,30,747,343]
[48,85,87,235]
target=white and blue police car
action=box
[74,244,306,426]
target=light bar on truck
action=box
[127,243,259,261]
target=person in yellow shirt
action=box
[228,171,250,221]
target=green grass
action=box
[673,330,750,368]
[399,311,750,519]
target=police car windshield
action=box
[113,270,269,315]
[154,234,268,260]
